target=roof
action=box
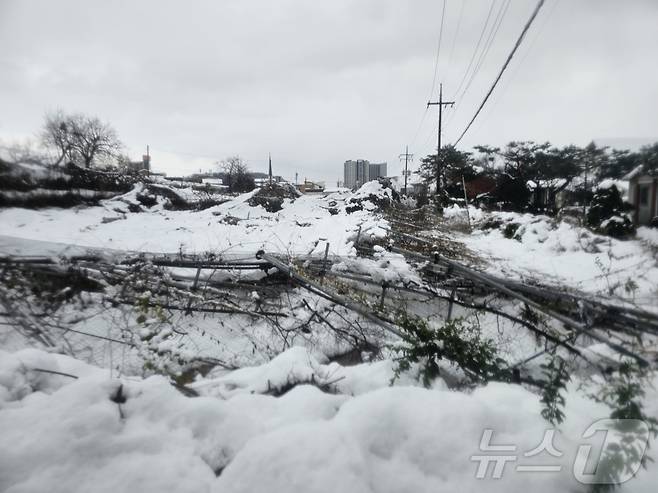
[624,164,646,180]
[526,178,567,191]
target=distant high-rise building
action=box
[369,162,387,181]
[344,160,387,190]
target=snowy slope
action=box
[0,187,387,257]
[453,211,658,308]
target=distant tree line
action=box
[418,140,658,211]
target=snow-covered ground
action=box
[451,210,658,308]
[1,185,658,492]
[2,346,657,493]
[638,226,658,248]
[0,185,387,257]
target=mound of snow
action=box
[1,346,657,492]
[346,180,396,213]
[0,348,105,404]
[191,346,422,398]
[637,226,658,247]
[443,204,484,223]
[247,182,301,212]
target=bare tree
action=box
[219,155,255,192]
[41,110,73,165]
[41,111,122,168]
[0,138,45,164]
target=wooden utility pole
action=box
[398,146,413,196]
[427,83,454,197]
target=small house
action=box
[464,176,496,206]
[295,180,325,193]
[527,178,569,210]
[628,173,658,226]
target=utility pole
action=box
[145,144,150,177]
[427,83,454,197]
[268,153,272,185]
[398,146,413,196]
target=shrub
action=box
[586,185,635,238]
[391,315,505,388]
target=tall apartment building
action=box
[344,160,387,190]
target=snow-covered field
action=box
[0,185,387,257]
[1,185,657,492]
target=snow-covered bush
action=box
[247,182,300,212]
[586,185,635,238]
[442,204,484,227]
[345,179,397,214]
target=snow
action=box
[0,186,389,257]
[323,187,350,194]
[461,212,658,307]
[2,179,658,491]
[0,348,105,403]
[597,178,628,192]
[443,204,484,223]
[192,346,423,399]
[527,178,567,191]
[597,179,629,199]
[331,247,424,286]
[349,180,393,204]
[1,345,656,492]
[637,226,658,247]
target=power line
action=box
[409,106,429,149]
[468,0,561,139]
[428,0,448,101]
[447,0,467,69]
[453,0,547,146]
[459,0,511,102]
[451,1,497,100]
[445,0,510,130]
[409,0,448,151]
[421,120,439,151]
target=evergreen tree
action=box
[587,185,635,237]
[418,145,474,199]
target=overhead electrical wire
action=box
[409,0,448,150]
[447,0,467,68]
[459,0,511,102]
[422,120,440,149]
[445,0,510,130]
[451,0,497,100]
[428,0,448,101]
[445,0,510,132]
[409,107,429,149]
[453,0,547,146]
[469,0,561,137]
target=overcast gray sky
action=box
[1,0,657,182]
